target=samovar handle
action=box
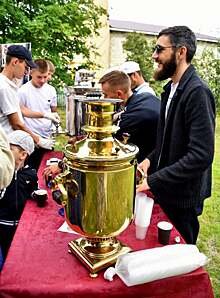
[122,132,130,144]
[51,171,79,206]
[136,167,147,187]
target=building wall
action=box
[69,0,110,83]
[90,0,110,80]
[110,32,127,68]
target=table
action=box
[0,151,214,298]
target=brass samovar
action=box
[53,98,139,274]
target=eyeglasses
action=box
[153,44,176,54]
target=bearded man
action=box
[138,26,215,244]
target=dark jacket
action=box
[115,92,160,163]
[0,165,38,225]
[147,65,215,208]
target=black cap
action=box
[7,45,36,68]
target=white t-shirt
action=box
[18,81,57,138]
[0,74,24,135]
[165,82,179,119]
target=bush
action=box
[193,48,220,111]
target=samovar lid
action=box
[64,137,138,162]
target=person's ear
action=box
[177,46,187,59]
[132,72,138,79]
[19,151,28,162]
[117,90,124,99]
[12,57,20,66]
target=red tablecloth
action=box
[0,152,214,298]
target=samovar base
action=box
[68,237,131,274]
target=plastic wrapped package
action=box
[104,244,208,286]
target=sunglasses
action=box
[153,44,176,54]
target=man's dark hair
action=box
[158,26,197,63]
[5,55,26,65]
[5,55,15,64]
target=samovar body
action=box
[64,159,135,237]
[53,99,139,274]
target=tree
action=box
[193,46,220,111]
[123,32,220,111]
[0,0,106,88]
[122,32,164,96]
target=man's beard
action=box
[153,52,177,81]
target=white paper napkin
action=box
[57,221,79,234]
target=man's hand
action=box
[136,158,151,192]
[138,158,151,175]
[44,112,61,124]
[136,177,150,192]
[32,133,40,145]
[43,164,61,180]
[113,110,124,124]
[37,137,55,150]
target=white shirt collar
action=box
[0,73,19,90]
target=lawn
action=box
[197,114,220,298]
[55,109,220,297]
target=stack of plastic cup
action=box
[134,192,154,240]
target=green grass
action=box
[53,108,69,151]
[55,108,220,296]
[197,114,220,298]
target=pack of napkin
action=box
[104,244,208,286]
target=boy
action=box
[0,130,38,263]
[18,59,59,170]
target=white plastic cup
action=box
[135,225,149,240]
[134,192,154,240]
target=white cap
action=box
[120,61,140,74]
[8,130,34,156]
